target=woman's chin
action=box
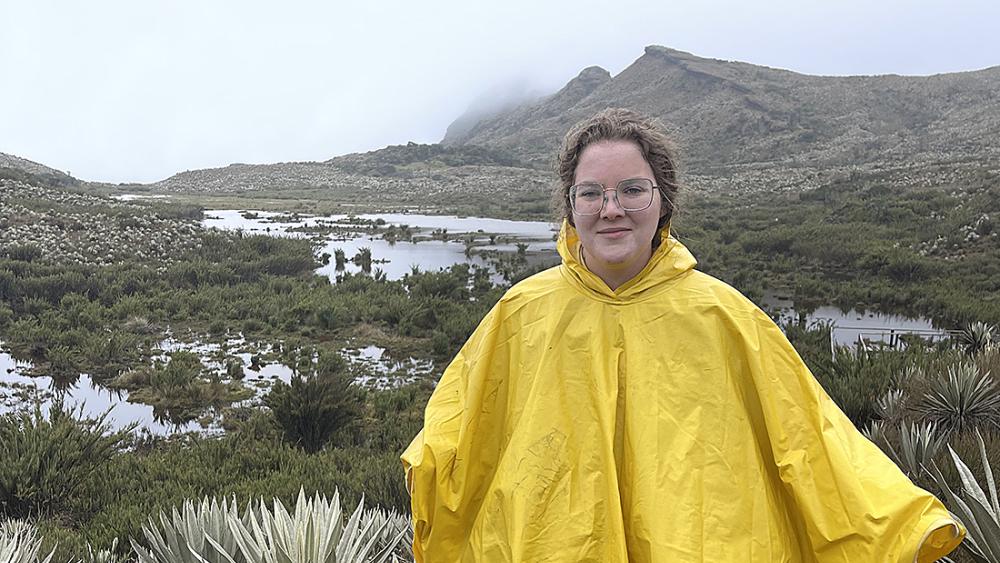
[591,250,638,268]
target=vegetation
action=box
[2,156,999,561]
[264,354,363,454]
[130,489,409,563]
[0,403,134,520]
[930,431,1000,563]
[676,164,1000,326]
[0,519,55,563]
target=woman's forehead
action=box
[574,140,653,183]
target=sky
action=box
[1,0,997,184]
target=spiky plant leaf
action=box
[928,430,1000,562]
[0,520,55,563]
[82,538,125,563]
[898,421,946,480]
[131,496,243,563]
[227,488,403,563]
[876,388,907,422]
[962,322,997,356]
[918,362,1000,434]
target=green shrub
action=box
[0,403,134,519]
[917,361,1000,435]
[264,359,363,454]
[960,322,996,356]
[4,245,43,263]
[0,302,14,328]
[810,347,907,428]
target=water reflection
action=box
[2,337,435,435]
[203,210,558,281]
[0,346,203,434]
[762,292,950,347]
[344,345,434,390]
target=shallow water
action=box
[203,210,558,281]
[762,292,950,347]
[1,336,434,434]
[0,346,203,434]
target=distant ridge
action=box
[0,152,81,187]
[442,45,1000,171]
[0,152,76,180]
[6,45,996,198]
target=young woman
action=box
[401,108,964,562]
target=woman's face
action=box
[571,140,664,288]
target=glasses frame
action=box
[568,177,660,216]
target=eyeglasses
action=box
[569,178,659,216]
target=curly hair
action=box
[554,108,681,240]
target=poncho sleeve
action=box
[739,308,965,562]
[400,302,510,562]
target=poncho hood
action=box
[557,219,697,303]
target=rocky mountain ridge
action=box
[443,46,1000,172]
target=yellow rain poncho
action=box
[401,221,964,562]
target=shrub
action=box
[264,360,362,454]
[0,403,134,519]
[961,322,996,356]
[811,347,904,428]
[4,245,43,263]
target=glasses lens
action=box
[617,179,654,211]
[571,184,604,215]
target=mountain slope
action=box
[443,46,1000,172]
[0,152,80,186]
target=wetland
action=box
[2,157,999,561]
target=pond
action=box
[202,210,559,281]
[761,292,952,347]
[1,335,435,435]
[1,344,204,435]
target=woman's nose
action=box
[601,192,626,218]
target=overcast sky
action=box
[1,0,997,184]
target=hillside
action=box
[0,152,80,187]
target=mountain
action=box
[442,46,1000,172]
[9,45,994,206]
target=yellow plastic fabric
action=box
[401,221,965,562]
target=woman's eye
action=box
[577,188,602,199]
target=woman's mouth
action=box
[597,228,630,238]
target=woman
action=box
[401,108,964,562]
